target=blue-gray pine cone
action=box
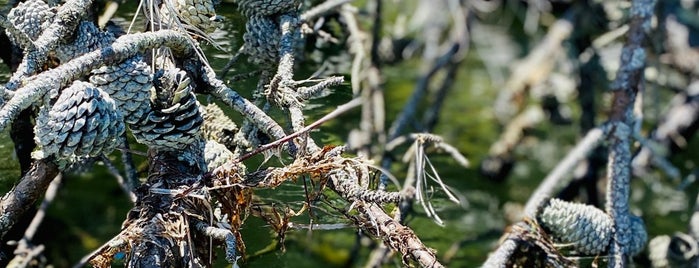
[161,0,222,33]
[629,214,648,255]
[55,21,115,63]
[235,0,298,17]
[34,81,125,163]
[537,198,613,255]
[89,56,153,125]
[202,103,237,149]
[204,140,233,171]
[243,16,280,66]
[5,0,55,49]
[131,68,203,150]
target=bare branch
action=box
[523,126,605,217]
[352,202,444,268]
[0,159,59,239]
[605,0,655,265]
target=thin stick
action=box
[119,133,140,192]
[0,160,59,239]
[213,98,361,171]
[100,155,137,203]
[353,202,444,267]
[523,126,605,217]
[24,174,62,240]
[300,0,351,22]
[8,174,63,266]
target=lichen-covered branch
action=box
[7,174,61,267]
[0,30,194,132]
[352,202,444,268]
[201,64,287,141]
[605,0,654,265]
[4,0,94,92]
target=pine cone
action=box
[204,140,233,171]
[131,68,203,150]
[5,0,55,49]
[243,16,280,66]
[629,214,648,255]
[55,21,114,63]
[236,0,297,17]
[34,81,125,163]
[162,0,222,33]
[537,198,613,255]
[202,103,237,150]
[90,55,153,125]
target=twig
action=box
[100,155,137,203]
[381,0,469,190]
[97,1,119,28]
[482,239,518,268]
[349,0,387,158]
[480,106,545,181]
[300,0,351,23]
[632,132,681,180]
[484,216,580,268]
[118,133,139,192]
[202,65,287,141]
[0,159,59,239]
[523,126,605,217]
[632,84,698,178]
[352,202,444,268]
[8,174,62,267]
[422,62,459,131]
[194,221,237,263]
[74,231,128,268]
[492,7,577,123]
[296,76,344,100]
[218,46,245,79]
[271,14,322,154]
[214,98,362,168]
[386,43,461,141]
[339,5,365,96]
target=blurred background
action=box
[0,0,697,267]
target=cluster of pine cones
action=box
[4,0,220,168]
[4,0,302,170]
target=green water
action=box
[0,1,697,268]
